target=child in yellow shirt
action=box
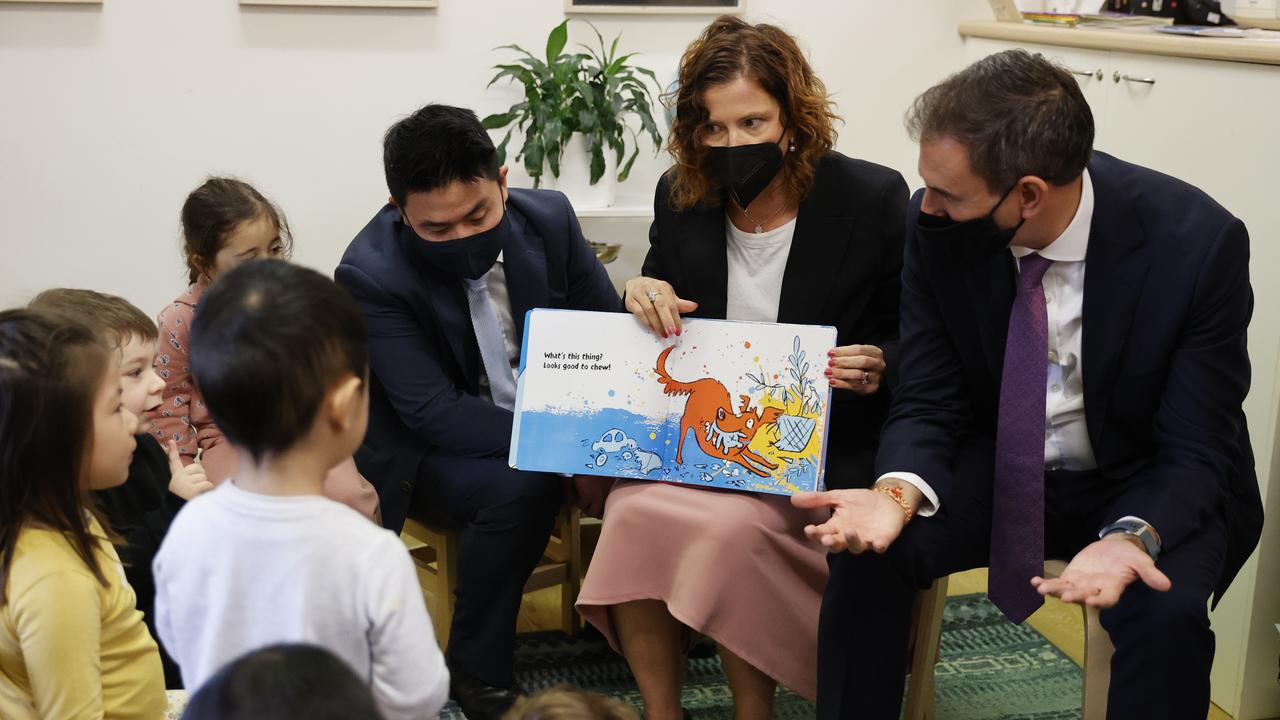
[0,309,166,719]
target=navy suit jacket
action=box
[876,152,1263,598]
[336,188,623,531]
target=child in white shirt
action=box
[154,259,448,720]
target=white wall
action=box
[0,0,988,317]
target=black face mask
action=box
[405,202,510,280]
[708,135,785,208]
[915,181,1025,257]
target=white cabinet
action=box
[966,35,1280,720]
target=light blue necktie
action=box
[464,276,517,411]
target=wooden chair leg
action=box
[560,508,582,635]
[1043,559,1113,720]
[437,530,459,651]
[411,505,585,650]
[1081,604,1114,720]
[403,519,459,652]
[903,576,949,720]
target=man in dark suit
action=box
[336,104,622,719]
[793,50,1263,719]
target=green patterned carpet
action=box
[441,593,1083,719]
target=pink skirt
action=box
[577,480,829,700]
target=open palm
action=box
[1032,537,1171,609]
[791,489,908,554]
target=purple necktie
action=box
[989,253,1053,623]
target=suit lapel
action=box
[502,206,550,351]
[777,201,855,324]
[1081,160,1149,439]
[676,205,729,319]
[971,252,1018,381]
[421,261,480,392]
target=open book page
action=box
[510,309,836,496]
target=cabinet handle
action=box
[1113,71,1157,85]
[1068,67,1104,81]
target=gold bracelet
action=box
[874,484,914,523]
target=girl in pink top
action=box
[148,177,380,521]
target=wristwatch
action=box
[1099,518,1161,561]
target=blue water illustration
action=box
[513,407,822,495]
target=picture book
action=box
[509,309,836,496]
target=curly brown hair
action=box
[664,16,839,211]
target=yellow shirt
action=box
[0,515,166,720]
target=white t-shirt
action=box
[725,216,798,323]
[154,481,449,720]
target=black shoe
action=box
[448,659,523,720]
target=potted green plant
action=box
[481,19,664,208]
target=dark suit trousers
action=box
[818,439,1227,720]
[408,454,563,688]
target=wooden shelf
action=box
[959,20,1280,66]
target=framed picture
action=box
[240,0,435,7]
[565,0,743,15]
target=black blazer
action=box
[642,151,909,487]
[876,151,1263,598]
[336,189,623,531]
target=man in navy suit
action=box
[794,50,1263,719]
[336,104,621,719]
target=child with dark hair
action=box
[148,176,380,521]
[28,287,209,688]
[153,259,449,720]
[0,309,166,719]
[184,643,385,720]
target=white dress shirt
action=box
[885,170,1097,515]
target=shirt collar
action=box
[1011,168,1092,263]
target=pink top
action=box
[148,283,224,464]
[145,282,381,521]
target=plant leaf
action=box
[588,134,605,185]
[494,127,514,166]
[487,64,530,89]
[544,117,563,177]
[573,81,595,104]
[480,112,517,130]
[607,52,637,76]
[546,19,569,63]
[633,65,661,87]
[586,20,607,61]
[524,135,545,183]
[618,145,639,182]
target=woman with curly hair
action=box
[576,16,908,719]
